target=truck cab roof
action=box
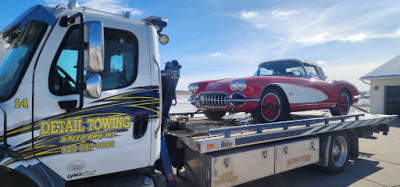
[1,4,167,37]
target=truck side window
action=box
[49,26,138,95]
[101,28,138,90]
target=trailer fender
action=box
[316,133,331,167]
[345,129,359,158]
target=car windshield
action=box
[254,61,307,78]
[0,21,48,101]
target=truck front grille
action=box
[198,92,228,108]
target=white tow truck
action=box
[0,1,397,187]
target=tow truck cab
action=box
[0,3,171,186]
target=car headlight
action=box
[188,83,199,93]
[237,79,247,91]
[230,79,247,91]
[230,80,238,91]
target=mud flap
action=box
[160,132,176,186]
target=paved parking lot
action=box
[240,118,400,187]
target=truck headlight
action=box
[188,83,199,93]
[230,79,247,91]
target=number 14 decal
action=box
[15,98,28,108]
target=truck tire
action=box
[203,110,226,120]
[331,90,351,116]
[326,131,350,174]
[253,89,285,123]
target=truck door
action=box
[33,16,156,180]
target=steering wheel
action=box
[56,65,77,86]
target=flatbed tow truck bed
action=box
[165,111,396,187]
[168,111,397,154]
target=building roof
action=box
[360,55,400,80]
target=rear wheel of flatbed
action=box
[326,131,350,174]
[203,110,226,120]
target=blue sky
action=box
[1,0,400,91]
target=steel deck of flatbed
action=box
[168,112,397,153]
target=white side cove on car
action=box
[275,83,328,103]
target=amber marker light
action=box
[207,144,215,149]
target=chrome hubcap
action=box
[332,136,348,167]
[338,93,350,114]
[332,145,340,157]
[261,93,281,122]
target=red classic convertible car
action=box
[188,59,360,122]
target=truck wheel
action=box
[253,89,284,123]
[331,90,351,116]
[326,131,350,174]
[203,110,226,120]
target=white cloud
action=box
[44,0,142,16]
[316,60,326,65]
[270,9,297,18]
[240,11,260,19]
[239,9,297,29]
[237,1,400,51]
[297,32,330,45]
[44,0,68,7]
[297,32,370,45]
[255,23,268,29]
[343,33,368,42]
[209,52,226,57]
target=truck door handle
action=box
[133,114,149,139]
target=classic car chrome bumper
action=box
[188,98,260,103]
[189,92,260,108]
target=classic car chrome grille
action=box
[198,92,228,108]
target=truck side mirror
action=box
[85,74,102,98]
[84,21,104,72]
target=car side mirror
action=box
[84,21,104,72]
[85,74,102,98]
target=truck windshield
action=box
[0,21,47,101]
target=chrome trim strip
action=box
[197,91,228,94]
[189,91,261,108]
[189,97,259,103]
[225,98,260,102]
[198,105,228,109]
